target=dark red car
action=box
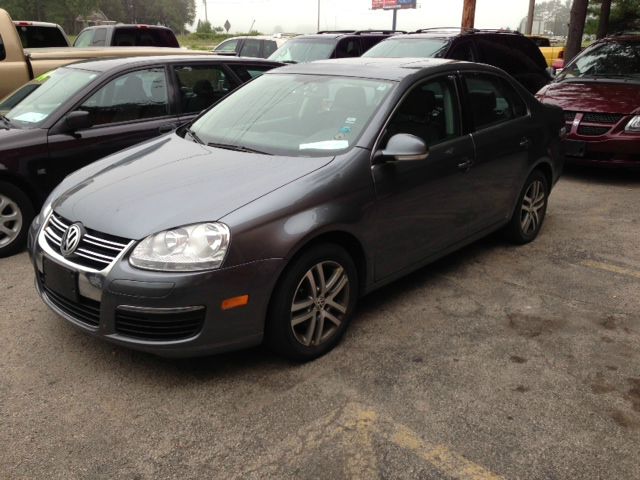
[536,34,640,168]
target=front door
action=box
[45,67,178,192]
[372,75,476,280]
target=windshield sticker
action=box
[13,112,48,123]
[299,140,349,151]
[339,126,352,134]
[345,117,357,124]
[35,71,54,83]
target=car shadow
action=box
[562,163,640,185]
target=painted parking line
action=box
[581,259,640,280]
[239,402,503,479]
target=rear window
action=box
[112,27,179,47]
[16,25,68,48]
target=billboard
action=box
[372,0,417,9]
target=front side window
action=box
[335,38,360,58]
[464,73,527,130]
[7,67,98,126]
[268,38,337,63]
[189,73,395,157]
[263,40,278,57]
[92,28,107,46]
[174,64,233,114]
[214,39,239,53]
[557,40,640,80]
[362,37,449,58]
[76,68,169,125]
[384,77,460,147]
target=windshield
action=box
[188,73,395,157]
[6,67,98,127]
[363,37,449,58]
[557,40,640,81]
[268,38,337,63]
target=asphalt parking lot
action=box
[1,166,639,479]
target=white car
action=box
[213,34,293,58]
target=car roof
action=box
[269,57,491,81]
[65,55,282,73]
[389,29,527,40]
[289,31,398,40]
[81,24,172,30]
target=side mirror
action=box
[64,111,93,132]
[378,133,429,162]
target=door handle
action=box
[519,137,531,148]
[457,159,473,170]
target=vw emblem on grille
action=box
[60,223,84,257]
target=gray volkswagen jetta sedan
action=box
[28,58,565,360]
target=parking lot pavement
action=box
[1,166,639,479]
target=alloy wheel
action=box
[0,194,23,248]
[520,180,545,236]
[290,261,350,347]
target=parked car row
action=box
[0,7,636,361]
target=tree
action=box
[196,19,212,34]
[586,0,640,36]
[565,0,589,63]
[534,0,571,36]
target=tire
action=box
[0,181,34,258]
[266,243,359,361]
[505,169,549,245]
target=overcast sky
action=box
[195,0,533,34]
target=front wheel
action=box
[505,170,549,244]
[266,244,358,361]
[0,181,34,258]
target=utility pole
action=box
[461,0,476,30]
[392,9,397,31]
[317,0,320,32]
[525,0,535,35]
[565,0,589,64]
[597,0,612,39]
[203,0,208,23]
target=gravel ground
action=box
[1,165,639,479]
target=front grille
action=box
[578,125,610,136]
[582,112,623,124]
[564,111,577,122]
[115,307,206,341]
[39,273,101,327]
[43,213,131,271]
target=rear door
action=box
[46,66,179,190]
[459,71,534,230]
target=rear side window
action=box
[239,39,262,58]
[335,38,360,58]
[112,27,179,47]
[173,64,235,114]
[228,64,275,82]
[92,28,107,46]
[17,25,68,48]
[0,33,5,61]
[76,68,169,125]
[464,73,527,130]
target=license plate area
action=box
[43,258,78,302]
[565,139,586,158]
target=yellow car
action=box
[528,35,565,68]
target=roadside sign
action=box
[224,19,231,32]
[372,0,417,9]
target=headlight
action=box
[625,115,640,133]
[129,223,230,272]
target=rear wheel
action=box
[266,244,358,361]
[0,181,34,258]
[505,170,548,244]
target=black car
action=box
[73,24,179,48]
[0,55,282,257]
[268,30,400,63]
[363,28,552,94]
[29,58,565,360]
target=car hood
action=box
[539,80,640,114]
[53,134,334,239]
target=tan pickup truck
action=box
[0,8,209,98]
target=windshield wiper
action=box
[207,142,272,155]
[282,60,298,64]
[185,128,203,144]
[0,114,13,129]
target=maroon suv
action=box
[536,35,640,168]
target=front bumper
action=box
[28,216,284,357]
[565,133,640,168]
